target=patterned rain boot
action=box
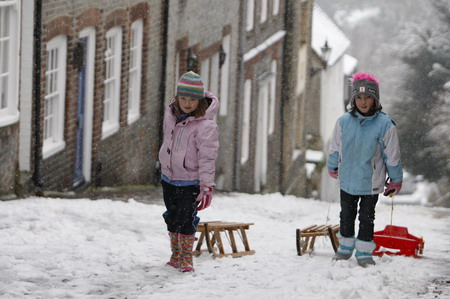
[179,233,196,272]
[166,232,180,269]
[355,238,376,267]
[332,232,355,261]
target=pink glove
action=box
[383,181,402,196]
[328,169,338,179]
[196,186,213,211]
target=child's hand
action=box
[196,186,213,210]
[328,169,338,179]
[383,181,402,196]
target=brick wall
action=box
[0,124,19,196]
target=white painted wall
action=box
[319,57,346,202]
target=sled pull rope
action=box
[325,178,338,227]
[390,193,394,231]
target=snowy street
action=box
[0,191,449,298]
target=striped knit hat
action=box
[176,71,205,99]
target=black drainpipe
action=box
[156,1,169,182]
[279,0,294,195]
[32,0,44,190]
[233,0,246,191]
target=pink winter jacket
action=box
[158,91,219,187]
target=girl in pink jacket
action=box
[158,71,219,272]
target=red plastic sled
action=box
[373,225,424,258]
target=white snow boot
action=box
[355,238,376,267]
[332,232,355,261]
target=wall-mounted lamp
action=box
[320,40,331,67]
[219,45,227,68]
[310,67,322,77]
[187,48,198,71]
[310,40,332,77]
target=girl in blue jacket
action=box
[328,73,403,267]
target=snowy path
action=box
[0,193,449,298]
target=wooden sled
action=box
[194,221,255,258]
[296,224,340,256]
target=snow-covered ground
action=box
[0,191,449,298]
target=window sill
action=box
[127,113,140,125]
[101,122,120,140]
[0,112,20,127]
[42,140,66,160]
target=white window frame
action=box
[246,0,254,32]
[200,58,210,91]
[174,51,180,94]
[0,0,20,127]
[260,0,268,23]
[272,0,280,16]
[269,60,277,135]
[201,52,221,96]
[209,53,219,96]
[296,45,307,96]
[241,79,252,164]
[219,34,231,116]
[128,19,143,124]
[255,79,270,191]
[43,35,67,159]
[102,26,122,139]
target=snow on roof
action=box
[243,30,286,62]
[312,3,350,67]
[343,54,358,75]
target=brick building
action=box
[1,0,165,196]
[234,0,286,193]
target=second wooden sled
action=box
[194,221,255,258]
[296,224,340,256]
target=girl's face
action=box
[355,94,374,115]
[178,96,199,114]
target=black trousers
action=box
[339,190,379,241]
[161,180,200,235]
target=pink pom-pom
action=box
[349,72,380,86]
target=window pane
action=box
[109,36,115,55]
[53,72,58,93]
[105,59,111,79]
[104,81,113,122]
[54,48,59,69]
[130,48,136,68]
[273,0,280,15]
[0,76,7,109]
[0,8,3,38]
[260,0,268,23]
[44,96,56,141]
[1,40,9,72]
[246,0,254,31]
[1,7,11,38]
[128,71,136,111]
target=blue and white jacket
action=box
[328,111,403,195]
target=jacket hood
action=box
[203,91,219,120]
